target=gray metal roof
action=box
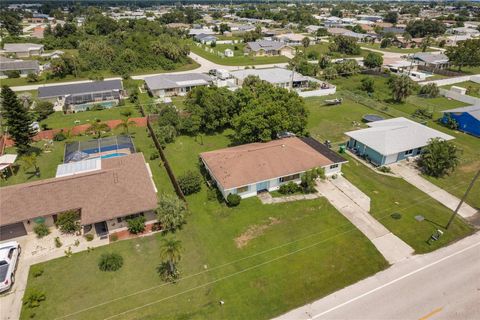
[442,105,480,121]
[345,117,454,155]
[0,58,39,72]
[3,43,44,52]
[246,40,289,52]
[230,67,309,84]
[144,73,212,90]
[194,33,217,41]
[38,80,123,99]
[412,52,449,65]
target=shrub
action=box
[33,223,50,238]
[109,233,118,242]
[301,169,320,193]
[419,83,439,98]
[23,289,46,308]
[412,108,433,119]
[33,101,54,121]
[53,131,67,141]
[64,247,73,257]
[84,234,94,241]
[98,253,124,271]
[55,210,81,234]
[177,170,202,195]
[157,261,180,282]
[5,70,20,78]
[54,237,62,248]
[27,72,39,83]
[32,267,44,278]
[150,151,159,160]
[278,182,301,195]
[127,216,146,234]
[227,193,241,207]
[377,166,392,173]
[157,194,189,233]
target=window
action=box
[237,186,248,193]
[8,249,14,259]
[330,164,339,169]
[405,149,414,155]
[279,173,300,183]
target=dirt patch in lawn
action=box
[458,161,480,173]
[235,217,281,248]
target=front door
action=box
[94,221,109,238]
[256,181,270,192]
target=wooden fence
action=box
[139,104,186,202]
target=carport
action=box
[0,222,27,240]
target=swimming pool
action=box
[73,100,118,112]
[101,153,127,159]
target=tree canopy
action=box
[405,19,446,38]
[446,39,480,71]
[418,138,460,178]
[1,86,35,154]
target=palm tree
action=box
[87,120,110,138]
[159,237,182,273]
[21,153,39,176]
[115,118,136,134]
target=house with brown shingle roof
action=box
[0,153,158,241]
[200,137,347,199]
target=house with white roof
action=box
[144,73,212,98]
[2,43,44,58]
[345,117,454,166]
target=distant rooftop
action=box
[38,80,123,99]
[144,73,212,91]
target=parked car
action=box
[0,241,21,293]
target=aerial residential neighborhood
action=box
[0,1,479,320]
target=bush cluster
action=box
[278,182,301,195]
[177,171,202,195]
[98,253,124,272]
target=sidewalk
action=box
[316,177,414,264]
[390,162,478,218]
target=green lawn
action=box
[22,131,388,319]
[306,42,368,59]
[40,106,142,129]
[305,95,378,144]
[342,155,473,253]
[189,41,289,66]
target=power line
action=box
[55,177,475,319]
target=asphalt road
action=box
[276,232,480,320]
[9,52,288,92]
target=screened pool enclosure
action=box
[64,135,135,163]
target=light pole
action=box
[446,169,480,229]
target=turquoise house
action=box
[345,117,454,166]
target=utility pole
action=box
[446,169,480,229]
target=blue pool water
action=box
[101,153,127,159]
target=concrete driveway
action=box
[389,162,478,219]
[316,177,414,264]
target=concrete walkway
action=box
[316,177,414,264]
[389,162,478,219]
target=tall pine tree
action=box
[1,85,35,154]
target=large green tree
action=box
[387,75,418,102]
[157,237,183,282]
[184,86,237,133]
[1,86,35,154]
[418,138,460,177]
[232,76,309,143]
[446,39,480,71]
[329,36,361,55]
[364,52,383,69]
[405,19,446,38]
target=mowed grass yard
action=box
[21,130,388,319]
[360,42,437,54]
[40,106,142,129]
[189,41,289,66]
[342,155,473,253]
